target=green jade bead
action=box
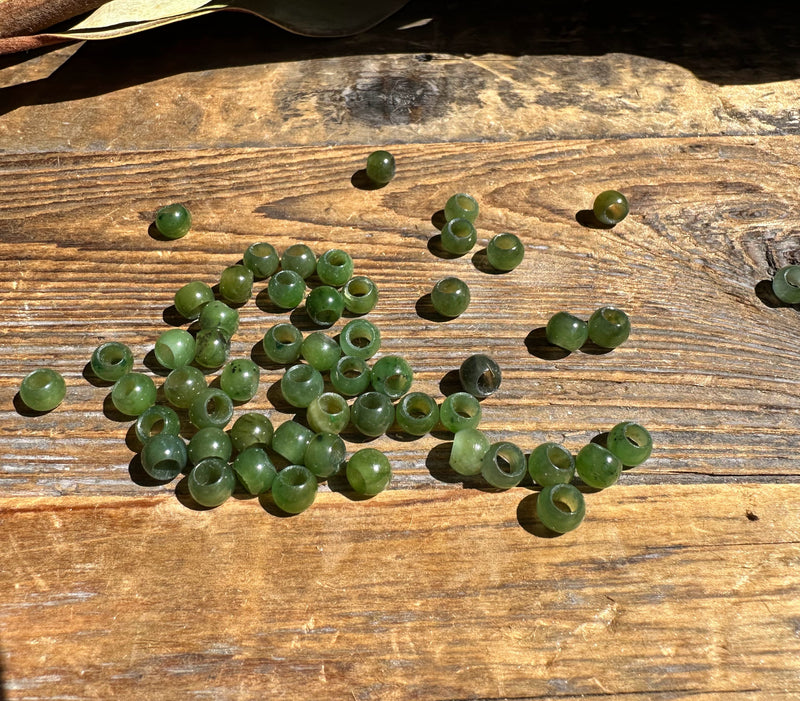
[440,218,477,255]
[346,448,392,495]
[431,277,470,318]
[575,443,622,489]
[439,392,482,433]
[198,300,239,339]
[155,203,192,239]
[135,404,181,444]
[281,363,324,409]
[140,433,187,481]
[342,276,378,315]
[305,285,344,327]
[188,458,236,508]
[593,190,629,226]
[271,465,318,514]
[268,269,306,309]
[90,342,133,382]
[449,428,490,476]
[111,372,156,416]
[481,441,527,489]
[351,392,395,437]
[229,412,273,453]
[262,323,303,365]
[459,354,501,399]
[339,319,381,360]
[219,264,254,305]
[280,244,316,279]
[193,328,230,369]
[232,446,276,495]
[487,232,524,271]
[607,421,653,466]
[537,483,586,534]
[316,249,354,288]
[330,356,371,396]
[154,328,196,370]
[219,359,260,403]
[304,432,346,479]
[271,420,314,465]
[444,193,479,223]
[395,392,439,436]
[588,306,630,349]
[243,242,279,279]
[546,312,588,352]
[370,355,413,400]
[301,332,342,372]
[772,264,800,304]
[528,442,575,487]
[307,392,351,434]
[174,281,214,320]
[189,388,234,429]
[163,365,206,409]
[365,150,396,184]
[188,427,232,464]
[19,368,66,412]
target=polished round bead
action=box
[189,388,234,429]
[395,392,439,436]
[219,264,254,305]
[439,391,482,433]
[351,391,395,437]
[271,421,314,465]
[449,428,490,476]
[316,249,354,288]
[305,285,344,327]
[546,312,588,352]
[173,280,214,320]
[140,433,187,481]
[587,306,630,349]
[188,426,232,464]
[304,432,347,478]
[281,363,324,409]
[440,218,477,255]
[193,328,230,369]
[280,244,316,280]
[487,233,524,271]
[155,203,192,239]
[772,264,800,304]
[268,269,306,309]
[154,328,196,370]
[301,332,342,372]
[537,483,586,533]
[365,150,396,184]
[339,319,381,359]
[134,404,181,445]
[459,354,501,398]
[243,242,279,279]
[330,355,371,396]
[307,393,350,434]
[607,421,653,466]
[593,190,629,226]
[198,300,239,339]
[262,323,303,365]
[219,358,260,403]
[342,276,378,315]
[90,342,133,382]
[481,441,527,489]
[229,412,273,453]
[347,448,392,495]
[272,465,318,514]
[444,193,479,223]
[575,443,622,489]
[528,442,575,487]
[232,446,276,495]
[111,372,156,416]
[19,368,66,412]
[163,365,206,409]
[431,276,470,318]
[188,458,236,508]
[370,355,413,400]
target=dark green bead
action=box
[365,150,396,184]
[395,392,439,436]
[188,458,236,508]
[262,323,303,365]
[135,404,181,445]
[304,432,346,478]
[772,264,800,304]
[198,300,239,339]
[587,306,630,349]
[229,412,273,453]
[268,269,306,309]
[193,328,230,369]
[346,448,392,495]
[218,264,253,305]
[111,372,156,416]
[232,446,276,495]
[537,483,586,533]
[370,355,413,400]
[243,242,279,279]
[339,319,381,360]
[528,442,575,487]
[481,441,526,489]
[90,342,133,382]
[487,233,524,271]
[189,388,234,429]
[155,203,192,239]
[330,356,371,396]
[301,332,341,372]
[607,421,653,466]
[342,276,378,315]
[459,354,501,398]
[154,328,196,370]
[440,218,477,255]
[188,427,232,464]
[305,285,344,327]
[307,393,350,434]
[271,420,314,465]
[271,465,317,514]
[219,359,260,403]
[351,391,394,437]
[280,244,316,279]
[163,365,206,409]
[316,249,354,287]
[174,281,214,320]
[444,193,479,223]
[546,312,588,352]
[431,277,470,317]
[439,392,481,433]
[281,363,324,409]
[140,433,187,482]
[593,190,629,226]
[449,428,490,476]
[575,443,622,489]
[19,368,66,412]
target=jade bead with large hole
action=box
[155,203,192,239]
[439,392,481,433]
[135,404,181,445]
[281,363,324,408]
[90,342,133,382]
[262,323,303,365]
[487,233,524,271]
[19,368,66,412]
[271,464,318,513]
[271,421,314,465]
[546,312,588,352]
[441,218,477,255]
[370,355,413,400]
[592,190,629,226]
[444,193,479,222]
[772,264,800,304]
[305,285,344,327]
[243,242,279,279]
[339,319,381,359]
[395,392,439,436]
[140,433,187,482]
[229,412,273,453]
[111,372,156,416]
[280,244,316,279]
[607,421,652,466]
[188,427,232,464]
[587,306,630,349]
[307,392,350,434]
[342,276,378,315]
[189,388,234,429]
[219,264,254,305]
[174,281,214,320]
[316,249,354,287]
[537,483,586,533]
[188,457,236,507]
[528,442,575,487]
[163,365,206,409]
[304,432,347,478]
[459,354,501,398]
[575,443,622,489]
[351,392,395,437]
[268,269,306,309]
[431,277,470,317]
[449,428,490,476]
[481,441,527,489]
[154,328,196,370]
[330,356,371,396]
[347,448,392,495]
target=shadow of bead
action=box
[143,349,171,377]
[128,453,171,488]
[351,169,385,191]
[415,293,450,322]
[578,339,616,356]
[590,431,610,449]
[289,306,320,331]
[524,327,571,360]
[438,369,462,396]
[430,209,447,231]
[162,304,187,326]
[125,422,142,453]
[516,492,562,538]
[82,361,113,388]
[386,429,426,442]
[174,475,214,511]
[471,247,507,275]
[147,221,172,241]
[327,472,374,502]
[12,391,51,417]
[102,393,133,423]
[754,278,800,310]
[265,380,295,414]
[575,209,614,229]
[427,234,463,260]
[249,340,285,372]
[257,491,305,516]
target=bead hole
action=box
[101,348,126,365]
[206,398,225,419]
[785,267,800,288]
[273,326,297,345]
[601,308,626,326]
[546,445,572,471]
[147,418,165,437]
[495,234,516,250]
[327,251,348,267]
[288,365,314,383]
[194,463,224,487]
[449,219,474,239]
[408,398,432,419]
[550,486,579,514]
[477,370,496,394]
[386,374,406,392]
[320,395,345,415]
[624,425,647,448]
[251,243,273,257]
[274,270,297,285]
[27,371,52,390]
[346,279,371,297]
[456,195,477,213]
[347,331,373,348]
[285,244,308,257]
[283,469,309,488]
[494,451,514,475]
[155,458,179,473]
[452,398,477,419]
[362,394,383,410]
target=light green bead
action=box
[229,412,273,453]
[301,332,342,372]
[346,448,392,495]
[316,249,354,287]
[439,392,481,433]
[271,465,317,514]
[281,363,324,409]
[537,484,585,533]
[448,428,490,476]
[262,323,302,365]
[135,404,181,445]
[243,242,279,279]
[431,277,470,317]
[173,281,213,320]
[330,356,371,396]
[395,392,439,436]
[19,368,66,412]
[481,441,526,489]
[268,269,305,309]
[306,393,350,434]
[111,372,156,416]
[90,342,133,382]
[339,319,381,359]
[198,300,239,339]
[527,442,575,487]
[187,427,232,464]
[154,328,195,369]
[546,312,588,352]
[486,233,524,271]
[219,264,253,305]
[440,218,477,255]
[280,244,316,279]
[370,355,413,400]
[587,306,630,349]
[163,365,206,409]
[342,276,378,315]
[607,421,653,466]
[189,388,234,429]
[444,193,479,222]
